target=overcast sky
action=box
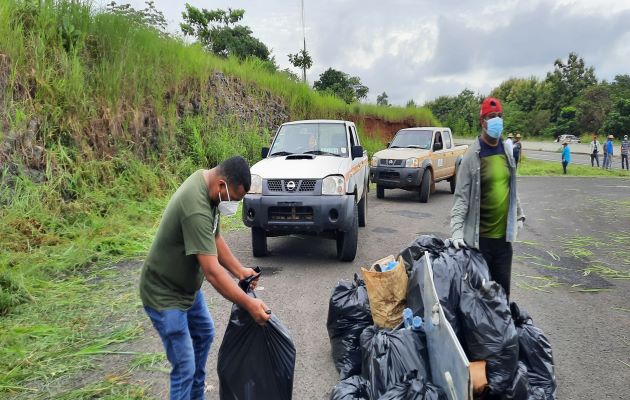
[95,0,630,105]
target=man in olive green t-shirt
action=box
[139,156,270,400]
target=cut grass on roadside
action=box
[517,157,630,177]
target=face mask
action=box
[485,117,503,139]
[218,182,240,217]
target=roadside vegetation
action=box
[517,157,630,177]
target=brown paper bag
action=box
[361,255,408,329]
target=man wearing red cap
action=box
[449,97,525,299]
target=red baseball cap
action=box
[480,97,503,118]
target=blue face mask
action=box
[486,117,503,139]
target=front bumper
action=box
[370,166,424,189]
[242,194,355,235]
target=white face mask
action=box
[218,182,240,217]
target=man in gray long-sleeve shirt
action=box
[449,97,525,299]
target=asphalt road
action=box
[139,177,630,400]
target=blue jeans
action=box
[144,291,215,400]
[603,153,610,169]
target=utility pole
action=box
[301,0,307,83]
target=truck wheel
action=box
[358,191,367,227]
[252,227,267,257]
[450,169,457,194]
[336,205,358,262]
[419,169,432,203]
[376,184,385,199]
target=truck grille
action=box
[267,179,317,192]
[268,206,314,221]
[380,171,400,180]
[379,159,403,167]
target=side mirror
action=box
[386,142,391,148]
[433,142,443,151]
[261,147,269,158]
[351,145,364,159]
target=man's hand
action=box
[246,298,271,325]
[239,267,260,290]
[449,238,467,249]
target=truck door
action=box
[432,131,447,179]
[348,125,365,197]
[442,130,455,177]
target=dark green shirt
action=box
[139,170,220,310]
[479,139,510,239]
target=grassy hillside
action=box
[0,1,439,396]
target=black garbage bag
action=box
[459,278,518,395]
[330,375,372,400]
[510,303,558,400]
[499,362,530,400]
[327,274,373,379]
[217,269,296,400]
[378,370,447,400]
[360,325,430,398]
[406,246,490,342]
[398,235,446,273]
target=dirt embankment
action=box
[354,115,419,141]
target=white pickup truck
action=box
[242,120,369,261]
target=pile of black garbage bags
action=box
[327,235,557,400]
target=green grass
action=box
[517,157,630,177]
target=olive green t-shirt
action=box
[479,139,510,239]
[139,170,220,310]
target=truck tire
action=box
[376,184,385,199]
[336,204,358,262]
[252,227,267,257]
[358,191,367,227]
[450,168,457,194]
[419,168,432,203]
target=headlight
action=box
[249,174,262,194]
[405,158,419,168]
[371,157,380,167]
[322,175,346,195]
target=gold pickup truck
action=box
[369,127,468,202]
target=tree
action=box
[540,52,596,121]
[106,1,168,33]
[406,99,416,108]
[313,68,369,104]
[376,92,389,106]
[547,106,578,138]
[424,89,481,136]
[601,98,630,138]
[287,49,312,82]
[575,84,612,134]
[180,4,271,61]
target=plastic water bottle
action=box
[383,260,398,272]
[411,316,423,332]
[403,308,413,329]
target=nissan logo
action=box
[388,159,394,165]
[286,180,296,191]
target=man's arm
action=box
[197,253,270,324]
[450,155,472,241]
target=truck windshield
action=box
[389,130,433,149]
[269,123,347,157]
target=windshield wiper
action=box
[405,145,424,148]
[269,151,293,156]
[389,145,402,148]
[303,150,341,157]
